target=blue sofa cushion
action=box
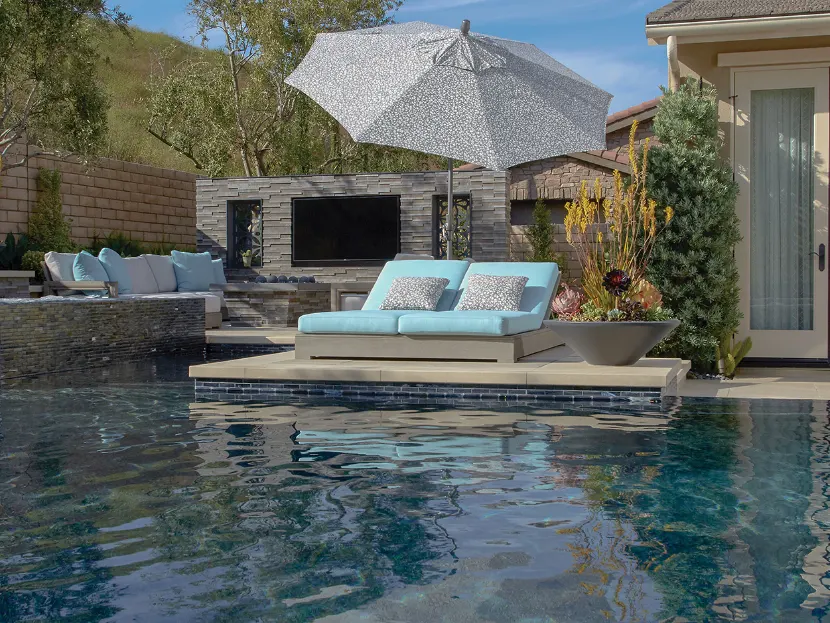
[98,248,134,294]
[171,250,214,292]
[212,259,227,285]
[299,310,409,335]
[398,310,541,336]
[453,262,559,328]
[363,260,471,311]
[73,251,110,296]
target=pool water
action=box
[2,360,830,622]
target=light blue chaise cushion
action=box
[398,262,559,336]
[298,260,471,335]
[98,248,133,294]
[363,260,471,311]
[171,250,215,292]
[298,310,409,335]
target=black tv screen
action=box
[292,195,401,266]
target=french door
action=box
[734,68,829,360]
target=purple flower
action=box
[602,269,631,297]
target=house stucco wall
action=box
[675,35,830,157]
[196,171,511,283]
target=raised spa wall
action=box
[196,170,511,283]
[0,297,205,380]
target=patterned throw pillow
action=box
[456,274,529,311]
[379,277,450,311]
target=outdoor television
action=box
[291,195,401,266]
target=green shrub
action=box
[144,240,195,255]
[646,79,741,371]
[22,250,46,282]
[86,231,144,257]
[0,233,30,270]
[28,169,74,252]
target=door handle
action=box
[810,244,826,272]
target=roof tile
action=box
[648,0,830,24]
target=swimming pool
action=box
[1,360,828,622]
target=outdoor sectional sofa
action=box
[295,260,562,363]
[42,251,226,329]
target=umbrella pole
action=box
[447,158,454,260]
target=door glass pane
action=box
[229,200,263,268]
[750,88,814,330]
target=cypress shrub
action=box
[526,196,555,262]
[28,168,74,252]
[646,79,741,370]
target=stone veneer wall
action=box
[0,146,197,247]
[196,170,511,283]
[0,297,205,380]
[509,121,655,202]
[0,271,33,299]
[222,285,331,326]
[509,225,583,282]
[507,119,657,283]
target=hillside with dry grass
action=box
[94,26,209,173]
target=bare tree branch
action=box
[147,125,204,171]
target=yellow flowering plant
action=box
[562,121,673,319]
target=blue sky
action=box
[118,0,669,113]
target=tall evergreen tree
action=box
[647,78,741,370]
[526,197,555,262]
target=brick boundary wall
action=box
[0,146,197,247]
[197,170,511,283]
[0,297,205,380]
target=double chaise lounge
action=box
[296,260,562,363]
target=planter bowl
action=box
[548,319,680,366]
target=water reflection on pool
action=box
[1,362,829,622]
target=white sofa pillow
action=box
[44,252,77,281]
[124,257,159,294]
[143,254,178,292]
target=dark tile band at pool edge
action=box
[194,378,664,405]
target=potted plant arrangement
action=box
[241,249,253,268]
[550,122,679,366]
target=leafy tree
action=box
[526,197,555,262]
[28,168,74,252]
[0,0,130,173]
[147,0,441,177]
[647,79,741,370]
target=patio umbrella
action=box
[286,20,612,259]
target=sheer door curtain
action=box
[750,88,815,331]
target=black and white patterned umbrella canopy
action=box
[286,20,613,171]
